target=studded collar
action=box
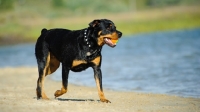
[83,28,100,57]
[84,28,91,48]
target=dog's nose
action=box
[118,31,122,38]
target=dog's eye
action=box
[106,24,112,30]
[113,26,116,30]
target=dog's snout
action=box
[117,31,122,38]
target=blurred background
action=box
[0,0,200,45]
[0,0,200,98]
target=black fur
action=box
[35,19,122,103]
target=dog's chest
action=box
[70,56,100,72]
[70,60,89,72]
[72,60,87,67]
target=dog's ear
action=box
[89,19,101,27]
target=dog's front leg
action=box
[54,64,69,98]
[92,65,111,103]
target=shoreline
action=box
[0,27,199,46]
[0,67,199,112]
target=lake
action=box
[0,28,199,98]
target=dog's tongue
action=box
[104,38,117,48]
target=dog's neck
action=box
[83,28,101,57]
[84,28,92,48]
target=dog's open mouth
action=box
[104,38,118,48]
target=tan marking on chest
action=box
[91,56,101,66]
[72,60,87,67]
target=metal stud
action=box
[86,52,91,56]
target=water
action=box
[0,28,200,98]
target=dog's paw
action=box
[54,89,67,98]
[100,98,111,103]
[36,92,49,100]
[37,96,49,100]
[54,90,62,98]
[40,97,50,100]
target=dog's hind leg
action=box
[35,50,51,100]
[35,36,55,99]
[45,52,60,76]
[36,51,60,100]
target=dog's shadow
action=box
[57,98,100,102]
[33,97,100,102]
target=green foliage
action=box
[0,0,200,45]
[0,0,14,11]
[50,0,200,13]
[146,0,181,6]
[117,14,200,35]
[136,0,200,9]
[52,0,64,8]
[60,0,130,13]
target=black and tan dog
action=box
[35,19,122,103]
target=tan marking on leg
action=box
[54,85,68,98]
[91,56,100,66]
[36,69,49,99]
[40,53,50,99]
[95,76,111,103]
[92,56,110,102]
[72,60,87,67]
[44,52,51,75]
[45,52,60,76]
[38,52,53,100]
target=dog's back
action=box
[36,28,79,61]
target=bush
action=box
[0,0,14,11]
[52,0,64,8]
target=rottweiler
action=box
[35,19,122,103]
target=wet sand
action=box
[0,67,199,112]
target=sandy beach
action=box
[0,67,199,112]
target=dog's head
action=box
[89,19,122,48]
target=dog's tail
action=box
[41,28,48,34]
[36,28,48,43]
[38,28,48,39]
